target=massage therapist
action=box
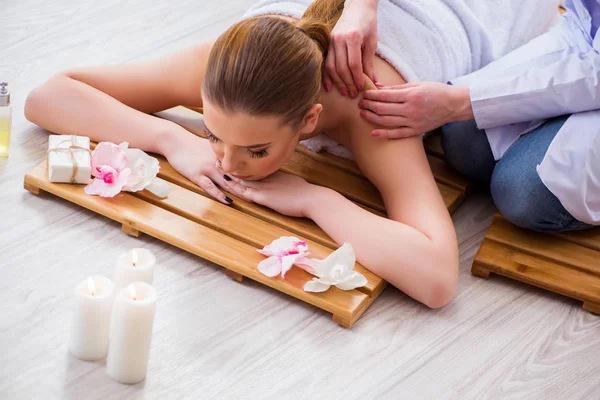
[329,0,600,232]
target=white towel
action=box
[243,0,561,160]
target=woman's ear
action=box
[298,104,323,134]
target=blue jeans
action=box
[440,115,592,232]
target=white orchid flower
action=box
[119,142,169,198]
[303,243,367,293]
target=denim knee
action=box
[490,161,590,232]
[440,120,495,182]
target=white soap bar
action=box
[47,135,92,184]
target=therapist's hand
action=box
[359,82,474,138]
[323,0,378,98]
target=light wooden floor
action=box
[2,1,599,399]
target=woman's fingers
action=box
[227,180,258,202]
[195,175,233,205]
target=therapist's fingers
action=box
[362,41,377,84]
[347,38,365,93]
[325,42,346,96]
[362,88,410,103]
[358,99,407,117]
[359,109,411,127]
[371,127,419,139]
[333,35,356,97]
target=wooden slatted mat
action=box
[472,214,600,314]
[24,130,469,328]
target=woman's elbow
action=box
[24,73,67,124]
[423,256,459,309]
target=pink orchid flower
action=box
[257,236,318,278]
[84,142,131,198]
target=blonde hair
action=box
[202,0,344,128]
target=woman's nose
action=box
[220,151,239,173]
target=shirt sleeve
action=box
[467,46,600,130]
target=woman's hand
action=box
[323,0,379,98]
[161,129,234,204]
[359,82,474,138]
[225,172,320,218]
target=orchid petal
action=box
[144,177,170,198]
[91,142,128,173]
[258,236,306,257]
[294,257,319,275]
[334,272,368,291]
[303,279,331,293]
[314,243,356,277]
[84,178,109,196]
[257,256,282,277]
[280,254,300,278]
[124,148,161,192]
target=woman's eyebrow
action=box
[203,122,272,148]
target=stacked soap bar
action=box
[47,135,92,184]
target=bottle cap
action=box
[0,82,10,107]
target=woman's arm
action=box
[25,42,213,154]
[305,134,458,308]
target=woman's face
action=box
[202,100,320,181]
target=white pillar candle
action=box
[114,248,155,290]
[106,282,157,384]
[68,276,114,361]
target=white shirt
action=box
[451,0,600,224]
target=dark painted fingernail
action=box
[225,196,233,203]
[360,110,366,118]
[358,100,364,108]
[325,83,331,92]
[340,87,348,96]
[372,131,381,137]
[223,175,232,181]
[350,90,357,98]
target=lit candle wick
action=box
[87,277,96,296]
[132,250,138,267]
[129,284,137,301]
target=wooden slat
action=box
[472,214,600,313]
[551,229,600,252]
[282,151,385,212]
[486,216,600,277]
[295,145,363,177]
[474,238,600,307]
[24,162,373,327]
[133,182,384,296]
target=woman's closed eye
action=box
[207,131,269,159]
[247,148,269,158]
